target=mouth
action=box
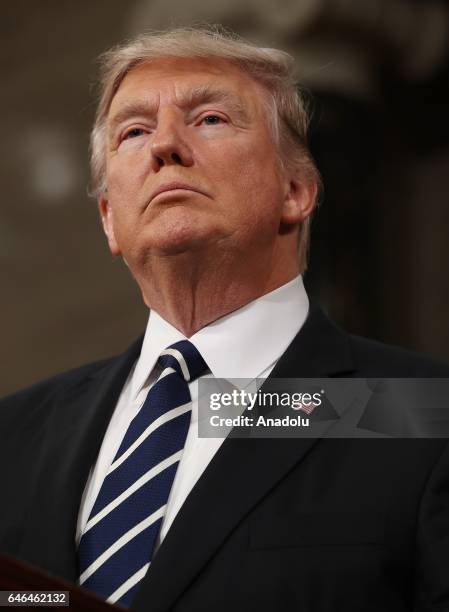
[150,182,208,204]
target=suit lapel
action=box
[132,304,356,612]
[19,339,143,582]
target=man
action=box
[1,27,448,611]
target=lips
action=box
[150,181,207,203]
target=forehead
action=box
[109,56,268,117]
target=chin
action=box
[153,240,203,256]
[144,214,222,255]
[145,229,211,256]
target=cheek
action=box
[107,152,150,200]
[201,160,283,249]
[207,134,280,180]
[105,163,144,241]
[207,140,283,216]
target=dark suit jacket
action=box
[1,304,449,611]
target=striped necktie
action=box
[78,340,208,607]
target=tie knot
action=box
[158,340,208,382]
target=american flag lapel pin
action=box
[298,402,317,415]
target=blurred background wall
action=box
[1,0,448,396]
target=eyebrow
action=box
[108,84,250,135]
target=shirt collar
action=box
[131,275,309,398]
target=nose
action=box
[150,112,194,171]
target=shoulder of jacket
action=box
[347,333,449,377]
[0,356,117,427]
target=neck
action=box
[133,245,300,337]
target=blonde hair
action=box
[90,26,321,271]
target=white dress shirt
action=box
[76,275,309,547]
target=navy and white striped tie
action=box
[78,340,208,607]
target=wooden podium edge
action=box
[0,555,122,610]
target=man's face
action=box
[100,57,303,272]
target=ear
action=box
[281,177,318,226]
[98,193,121,256]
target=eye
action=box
[123,127,147,140]
[201,115,224,126]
